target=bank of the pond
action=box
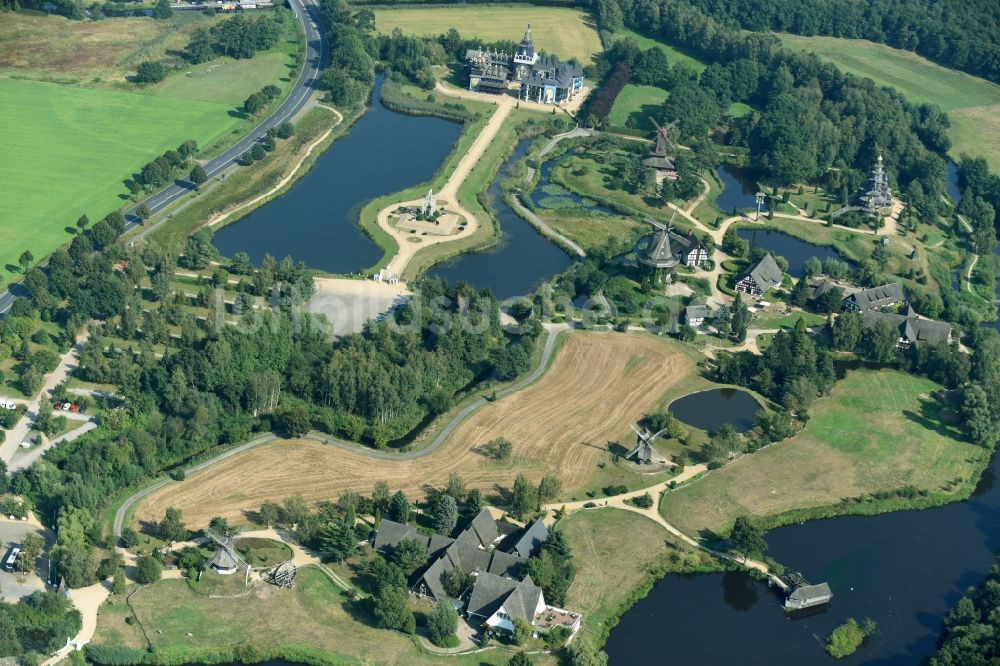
[212,76,462,275]
[737,227,849,276]
[606,448,1000,665]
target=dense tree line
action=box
[582,62,630,126]
[683,0,1000,85]
[137,139,198,191]
[185,13,283,62]
[0,591,81,658]
[318,0,375,108]
[931,555,1000,664]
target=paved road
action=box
[0,0,328,315]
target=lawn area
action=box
[148,51,294,107]
[0,79,239,285]
[776,33,1000,169]
[93,566,538,665]
[660,369,986,536]
[374,6,602,65]
[539,211,647,254]
[607,84,668,130]
[611,29,707,73]
[559,508,719,638]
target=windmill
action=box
[643,119,680,188]
[625,423,669,465]
[649,118,679,153]
[206,529,251,587]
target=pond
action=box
[737,228,847,277]
[946,160,962,203]
[667,388,761,433]
[715,164,765,215]
[606,451,1000,665]
[212,76,462,274]
[425,139,572,301]
[528,153,615,216]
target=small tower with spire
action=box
[860,153,893,217]
[513,22,539,79]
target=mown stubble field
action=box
[136,331,695,528]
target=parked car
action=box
[0,398,15,410]
[69,404,79,412]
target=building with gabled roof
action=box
[843,282,906,312]
[860,305,952,348]
[509,519,548,559]
[685,304,711,327]
[668,228,708,266]
[466,572,545,632]
[735,254,783,296]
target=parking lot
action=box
[0,518,53,602]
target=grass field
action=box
[148,52,295,107]
[92,567,535,665]
[373,6,602,65]
[660,369,986,536]
[134,331,696,528]
[777,33,1000,169]
[611,29,707,74]
[559,508,718,636]
[607,84,669,129]
[0,79,239,282]
[538,211,647,254]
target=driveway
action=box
[0,517,54,602]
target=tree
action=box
[371,585,411,630]
[250,144,266,161]
[190,164,207,187]
[731,292,750,342]
[702,423,741,464]
[510,474,538,518]
[76,215,89,232]
[441,566,472,597]
[17,533,43,574]
[538,475,561,502]
[152,0,172,18]
[18,249,33,272]
[259,501,279,527]
[112,567,127,595]
[426,601,459,647]
[390,538,427,575]
[158,507,187,542]
[372,480,391,513]
[728,515,766,561]
[832,311,863,351]
[445,473,466,501]
[318,519,356,562]
[483,437,513,461]
[136,60,168,83]
[135,203,151,220]
[433,494,458,535]
[244,92,267,116]
[512,617,532,645]
[866,320,899,363]
[134,555,162,584]
[120,526,139,549]
[465,488,483,515]
[508,654,533,666]
[388,491,409,523]
[280,405,310,437]
[962,384,998,447]
[275,121,295,139]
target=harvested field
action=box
[135,331,695,528]
[373,6,602,65]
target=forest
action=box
[681,0,1000,85]
[932,555,1000,664]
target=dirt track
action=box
[135,331,694,528]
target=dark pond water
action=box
[607,452,1000,665]
[715,164,765,215]
[946,160,962,203]
[667,388,761,433]
[737,228,847,277]
[529,153,615,215]
[213,76,462,274]
[425,139,572,300]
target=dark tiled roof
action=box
[639,230,678,268]
[461,509,501,548]
[686,304,710,320]
[510,519,548,559]
[846,283,906,311]
[521,56,584,88]
[373,520,419,552]
[860,309,952,346]
[467,572,543,621]
[668,228,702,252]
[737,254,783,292]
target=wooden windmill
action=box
[643,119,680,186]
[206,529,251,586]
[626,423,669,465]
[649,118,679,152]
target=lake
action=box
[737,228,847,277]
[606,450,1000,665]
[716,165,765,215]
[425,139,572,301]
[668,388,761,433]
[213,76,462,274]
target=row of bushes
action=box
[85,641,352,666]
[378,79,477,123]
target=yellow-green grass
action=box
[660,369,986,536]
[373,6,602,65]
[727,101,753,118]
[776,33,1000,169]
[0,78,239,285]
[94,566,541,665]
[607,83,668,130]
[0,12,222,85]
[559,508,719,637]
[611,29,707,73]
[147,51,294,107]
[538,211,646,254]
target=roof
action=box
[638,230,678,268]
[846,283,906,311]
[373,520,419,552]
[210,546,239,571]
[860,309,952,346]
[788,583,832,602]
[686,304,710,320]
[643,155,676,171]
[668,228,702,252]
[467,572,543,621]
[510,519,548,559]
[626,439,654,463]
[737,254,783,292]
[521,56,584,88]
[459,508,501,548]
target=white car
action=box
[0,398,15,410]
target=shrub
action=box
[426,601,459,647]
[85,644,149,665]
[629,493,654,509]
[136,60,167,84]
[826,617,874,658]
[134,555,162,584]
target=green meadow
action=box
[777,33,1000,170]
[0,79,239,282]
[607,83,669,129]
